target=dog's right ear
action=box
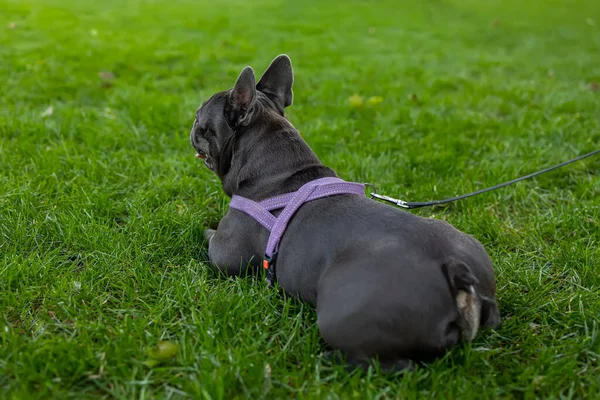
[228,66,257,128]
[257,54,293,114]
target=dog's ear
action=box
[257,54,294,113]
[228,66,257,127]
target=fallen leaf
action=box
[98,71,115,80]
[590,82,599,92]
[8,22,16,29]
[40,106,54,118]
[348,94,364,108]
[144,341,179,367]
[367,96,384,106]
[99,71,115,89]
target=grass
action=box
[1,0,600,398]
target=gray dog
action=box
[190,55,500,371]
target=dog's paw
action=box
[203,229,216,243]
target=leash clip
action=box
[370,193,411,208]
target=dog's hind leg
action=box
[442,260,481,342]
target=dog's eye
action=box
[199,127,215,137]
[195,123,207,136]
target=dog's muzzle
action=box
[195,152,213,170]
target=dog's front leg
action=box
[203,222,259,276]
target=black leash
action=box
[370,149,600,209]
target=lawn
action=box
[1,0,600,398]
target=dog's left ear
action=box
[228,66,257,127]
[257,54,294,113]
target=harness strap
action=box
[227,196,277,231]
[257,181,368,211]
[264,180,319,257]
[228,177,365,286]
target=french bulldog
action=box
[190,55,500,371]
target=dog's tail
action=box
[442,260,500,342]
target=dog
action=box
[190,55,501,371]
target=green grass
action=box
[1,0,600,398]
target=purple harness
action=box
[229,177,366,286]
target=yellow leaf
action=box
[144,341,179,367]
[348,94,364,108]
[367,96,384,106]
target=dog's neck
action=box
[221,109,337,200]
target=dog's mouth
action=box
[195,152,214,170]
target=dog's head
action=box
[190,55,294,177]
